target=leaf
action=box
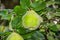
[48,23,58,31]
[0,10,8,16]
[55,0,60,4]
[47,31,55,40]
[56,24,60,30]
[47,31,59,40]
[35,0,45,2]
[47,34,55,40]
[13,6,26,16]
[46,11,60,19]
[11,16,22,29]
[11,13,29,35]
[31,1,46,11]
[46,12,55,19]
[16,27,28,35]
[46,1,55,7]
[54,12,60,16]
[20,0,30,9]
[31,31,45,40]
[23,31,45,40]
[0,10,12,20]
[1,14,12,20]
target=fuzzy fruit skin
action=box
[6,32,24,40]
[22,10,43,30]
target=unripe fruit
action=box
[6,32,24,40]
[22,10,43,30]
[0,26,5,32]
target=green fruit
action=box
[6,32,24,40]
[22,10,43,30]
[0,26,5,32]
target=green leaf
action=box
[31,31,45,40]
[11,16,22,29]
[31,1,46,11]
[54,12,60,16]
[23,31,45,40]
[20,0,30,9]
[56,24,60,30]
[46,11,60,19]
[1,14,12,20]
[48,23,58,31]
[16,27,28,35]
[46,12,55,19]
[0,10,8,16]
[46,1,55,7]
[55,0,60,4]
[0,10,12,20]
[13,6,26,16]
[35,0,45,2]
[47,31,55,40]
[47,34,55,40]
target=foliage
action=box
[0,0,60,40]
